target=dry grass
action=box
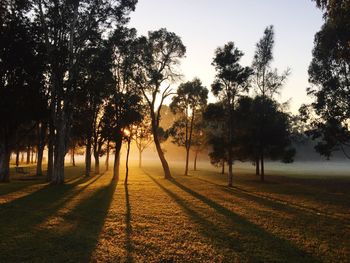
[0,163,349,262]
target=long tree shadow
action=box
[124,184,134,263]
[0,176,117,262]
[145,172,320,262]
[192,176,350,225]
[0,173,108,261]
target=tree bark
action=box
[228,157,233,187]
[36,122,46,176]
[71,147,76,167]
[256,156,260,176]
[125,138,131,185]
[52,121,66,185]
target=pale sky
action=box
[129,0,324,113]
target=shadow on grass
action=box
[145,172,320,262]
[125,184,134,263]
[0,172,111,262]
[192,175,350,225]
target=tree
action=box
[134,28,186,179]
[132,114,153,168]
[0,2,46,182]
[252,25,290,180]
[169,78,208,175]
[33,0,137,184]
[211,42,252,187]
[305,0,350,159]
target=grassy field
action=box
[0,163,349,262]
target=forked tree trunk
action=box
[125,138,131,185]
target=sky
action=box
[128,0,324,113]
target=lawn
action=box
[0,163,349,262]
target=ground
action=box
[0,162,349,262]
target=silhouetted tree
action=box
[169,78,208,175]
[134,28,186,179]
[252,25,290,180]
[211,42,252,186]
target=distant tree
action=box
[252,25,290,180]
[191,119,207,171]
[169,78,208,175]
[234,96,296,176]
[132,114,153,168]
[134,28,186,179]
[211,42,252,187]
[305,0,350,160]
[204,103,228,175]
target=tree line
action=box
[1,0,349,186]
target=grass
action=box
[0,162,349,262]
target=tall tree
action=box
[34,0,137,184]
[135,28,186,179]
[211,42,252,187]
[305,0,350,159]
[0,2,45,182]
[169,78,208,175]
[252,25,290,180]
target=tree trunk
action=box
[260,152,265,182]
[31,149,34,164]
[36,121,46,177]
[15,147,20,167]
[71,147,76,167]
[0,144,11,182]
[21,152,24,163]
[51,117,66,185]
[125,138,131,185]
[47,123,54,182]
[105,140,110,171]
[113,136,122,181]
[151,116,171,179]
[256,156,260,176]
[221,160,225,174]
[94,152,100,175]
[228,159,233,187]
[26,145,30,164]
[138,148,142,168]
[85,137,92,177]
[185,147,190,175]
[194,150,198,171]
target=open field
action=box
[0,163,349,262]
